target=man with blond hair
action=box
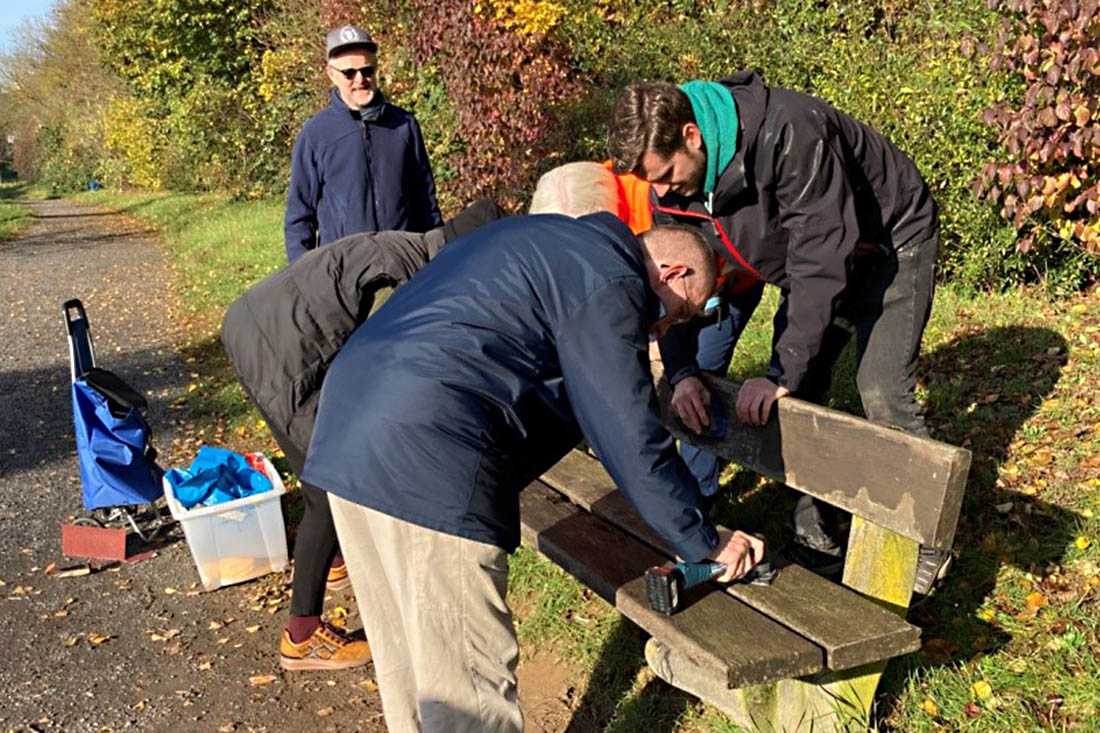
[304,197,764,730]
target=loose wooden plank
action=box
[616,575,823,687]
[727,563,920,669]
[520,481,824,687]
[518,479,655,603]
[541,450,921,669]
[657,374,971,550]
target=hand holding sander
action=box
[644,543,779,616]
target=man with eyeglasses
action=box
[284,25,442,263]
[277,25,442,674]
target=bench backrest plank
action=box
[520,480,824,687]
[541,451,921,669]
[659,375,971,550]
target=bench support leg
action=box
[646,638,850,731]
[817,516,919,727]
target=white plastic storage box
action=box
[164,453,289,591]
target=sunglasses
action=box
[330,65,375,80]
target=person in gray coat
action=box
[222,198,503,670]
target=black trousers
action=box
[788,229,939,536]
[252,404,339,618]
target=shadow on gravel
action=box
[0,346,188,479]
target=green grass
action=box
[68,189,1100,731]
[0,183,33,241]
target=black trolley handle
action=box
[62,299,96,383]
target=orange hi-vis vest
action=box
[603,161,759,295]
[604,161,654,235]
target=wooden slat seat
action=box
[520,481,824,688]
[521,373,972,731]
[540,451,923,670]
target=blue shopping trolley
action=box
[64,299,165,541]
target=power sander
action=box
[644,548,779,616]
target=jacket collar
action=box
[578,212,661,320]
[707,72,768,215]
[329,88,387,123]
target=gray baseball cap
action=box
[326,26,378,57]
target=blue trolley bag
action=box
[64,300,163,511]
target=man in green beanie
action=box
[607,73,948,596]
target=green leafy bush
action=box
[8,0,1093,288]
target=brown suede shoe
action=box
[326,563,352,591]
[279,623,370,671]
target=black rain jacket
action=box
[655,71,938,392]
[222,199,503,470]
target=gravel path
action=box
[0,198,383,732]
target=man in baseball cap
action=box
[278,22,442,672]
[326,25,378,57]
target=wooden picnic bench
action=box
[520,373,971,731]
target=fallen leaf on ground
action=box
[208,620,224,630]
[972,680,993,699]
[164,587,177,595]
[44,562,56,575]
[132,700,147,711]
[249,674,277,686]
[88,632,112,646]
[357,678,378,692]
[55,565,91,578]
[921,698,938,716]
[245,625,260,633]
[329,606,348,628]
[1076,536,1091,551]
[316,707,335,717]
[63,636,78,647]
[964,701,982,717]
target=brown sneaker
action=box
[326,563,352,592]
[279,623,370,671]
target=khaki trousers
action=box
[328,494,523,733]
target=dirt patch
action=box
[517,648,586,732]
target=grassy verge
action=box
[0,183,34,241]
[71,189,1100,731]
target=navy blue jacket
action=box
[284,90,443,263]
[302,213,718,562]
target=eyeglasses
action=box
[329,65,375,80]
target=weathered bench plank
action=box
[541,450,922,669]
[657,374,971,550]
[519,481,824,687]
[645,638,861,732]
